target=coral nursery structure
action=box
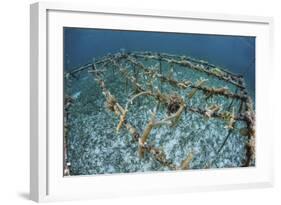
[64,51,255,176]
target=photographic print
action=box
[63,28,255,176]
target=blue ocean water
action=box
[63,27,256,175]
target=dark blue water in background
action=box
[64,27,255,98]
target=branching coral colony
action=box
[63,51,256,175]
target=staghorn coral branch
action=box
[153,120,172,127]
[199,86,245,100]
[138,111,157,158]
[125,91,152,110]
[139,99,185,157]
[224,107,236,130]
[116,109,128,133]
[187,106,245,122]
[143,144,177,170]
[188,78,208,99]
[160,102,185,126]
[180,152,194,170]
[204,104,221,118]
[115,102,126,115]
[111,60,145,93]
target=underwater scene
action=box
[63,28,256,176]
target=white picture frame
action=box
[30,1,274,202]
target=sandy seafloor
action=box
[65,56,253,175]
